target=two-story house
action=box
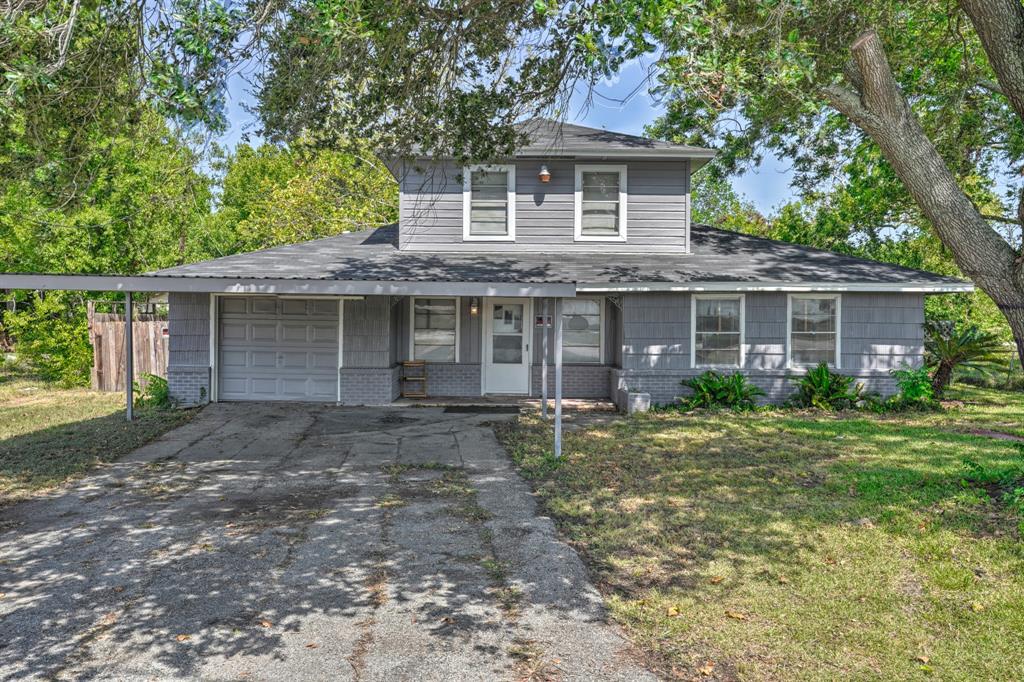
[0,119,972,410]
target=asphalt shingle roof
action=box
[514,119,717,161]
[148,224,965,287]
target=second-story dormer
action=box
[393,119,716,253]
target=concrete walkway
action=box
[0,404,653,681]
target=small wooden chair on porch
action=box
[400,360,428,398]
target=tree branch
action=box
[959,0,1024,123]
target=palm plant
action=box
[923,321,1003,397]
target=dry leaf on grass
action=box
[725,610,748,621]
[698,661,715,676]
[709,576,724,584]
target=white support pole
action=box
[125,291,134,422]
[554,297,563,458]
[541,298,549,419]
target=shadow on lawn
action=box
[532,412,1024,594]
[0,409,189,500]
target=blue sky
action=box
[220,59,793,215]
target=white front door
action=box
[483,298,531,394]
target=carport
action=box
[0,273,576,456]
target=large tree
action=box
[7,1,1024,363]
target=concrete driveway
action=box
[0,404,653,681]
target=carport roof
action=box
[0,223,971,295]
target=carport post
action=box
[554,297,563,458]
[125,291,133,422]
[541,298,549,419]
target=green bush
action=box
[135,374,171,409]
[891,365,936,403]
[681,371,765,411]
[788,362,864,410]
[2,292,92,386]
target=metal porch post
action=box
[554,297,563,458]
[125,291,134,422]
[541,298,549,419]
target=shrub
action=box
[681,371,765,411]
[788,362,864,410]
[891,365,935,403]
[3,292,92,386]
[135,374,171,409]
[924,320,1003,397]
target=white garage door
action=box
[218,297,339,402]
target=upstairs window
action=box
[575,164,627,241]
[562,298,603,363]
[463,164,515,241]
[692,295,744,367]
[788,294,841,368]
[411,297,459,362]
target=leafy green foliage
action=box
[788,363,865,411]
[135,374,171,409]
[202,142,398,254]
[2,292,91,387]
[890,366,935,404]
[925,321,1005,397]
[680,371,765,411]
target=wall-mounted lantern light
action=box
[470,297,480,315]
[538,164,551,183]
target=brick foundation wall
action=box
[168,365,211,407]
[531,364,611,399]
[418,363,482,397]
[339,367,399,405]
[612,368,900,408]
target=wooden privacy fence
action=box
[88,301,170,392]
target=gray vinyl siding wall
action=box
[615,291,925,404]
[398,159,690,253]
[342,297,392,368]
[167,292,211,406]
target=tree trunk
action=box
[822,29,1024,367]
[932,361,955,398]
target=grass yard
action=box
[0,364,193,504]
[498,386,1024,681]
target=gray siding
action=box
[615,291,925,405]
[167,292,211,406]
[399,159,689,253]
[343,297,391,368]
[841,293,925,370]
[622,292,690,370]
[168,292,210,367]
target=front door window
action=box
[491,304,524,364]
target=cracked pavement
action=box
[0,403,654,681]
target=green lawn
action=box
[0,365,193,503]
[498,386,1024,681]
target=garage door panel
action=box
[281,323,310,343]
[251,298,277,315]
[221,350,247,368]
[218,296,339,402]
[221,298,247,315]
[251,324,277,342]
[221,322,247,341]
[311,324,338,343]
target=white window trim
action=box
[409,296,461,363]
[561,296,605,364]
[574,164,628,242]
[786,293,842,370]
[690,294,745,369]
[463,164,516,242]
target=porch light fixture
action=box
[469,298,480,315]
[538,164,551,183]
